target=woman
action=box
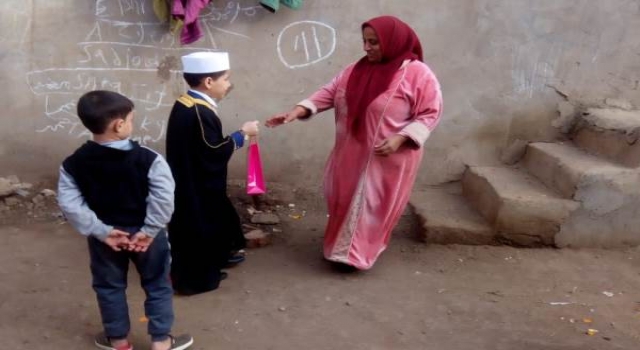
[266,16,442,270]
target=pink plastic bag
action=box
[246,139,266,195]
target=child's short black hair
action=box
[183,71,228,88]
[77,90,134,134]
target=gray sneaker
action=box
[167,334,194,350]
[94,333,133,350]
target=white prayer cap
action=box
[181,51,230,74]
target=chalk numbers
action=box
[277,21,336,69]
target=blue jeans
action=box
[88,228,173,342]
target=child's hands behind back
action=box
[105,229,131,251]
[104,230,153,253]
[128,232,154,253]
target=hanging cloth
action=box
[172,0,211,45]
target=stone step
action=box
[573,108,640,167]
[410,186,496,245]
[462,166,580,246]
[522,142,634,199]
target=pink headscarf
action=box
[346,16,423,138]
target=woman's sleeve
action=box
[296,65,352,117]
[399,65,443,148]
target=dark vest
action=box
[62,141,157,227]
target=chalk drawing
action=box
[502,3,636,97]
[0,7,31,52]
[200,1,263,24]
[96,0,147,18]
[36,93,169,143]
[510,42,562,98]
[78,41,212,51]
[277,21,336,69]
[207,25,252,40]
[77,44,168,69]
[29,0,259,145]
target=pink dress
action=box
[298,60,442,269]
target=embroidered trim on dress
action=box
[328,175,366,263]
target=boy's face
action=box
[115,111,134,139]
[204,71,232,100]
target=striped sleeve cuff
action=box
[398,122,432,148]
[296,99,317,120]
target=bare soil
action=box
[1,181,639,350]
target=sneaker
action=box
[94,333,133,350]
[166,334,194,350]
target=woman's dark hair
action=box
[76,90,134,134]
[183,71,228,88]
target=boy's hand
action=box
[127,232,154,253]
[241,121,260,136]
[105,229,131,252]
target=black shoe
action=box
[226,251,246,267]
[173,288,198,296]
[220,271,228,281]
[330,262,359,273]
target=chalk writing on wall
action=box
[0,5,31,52]
[26,1,338,142]
[277,21,337,69]
[28,0,259,144]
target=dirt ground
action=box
[1,181,639,350]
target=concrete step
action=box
[462,166,580,246]
[573,108,640,167]
[522,142,634,199]
[410,186,496,245]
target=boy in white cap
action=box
[165,51,259,296]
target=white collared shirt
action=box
[188,89,218,108]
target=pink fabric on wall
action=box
[300,60,442,269]
[172,0,211,45]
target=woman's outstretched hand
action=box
[265,106,309,128]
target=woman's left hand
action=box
[374,135,408,156]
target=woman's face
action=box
[362,26,382,63]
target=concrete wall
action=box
[2,0,640,187]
